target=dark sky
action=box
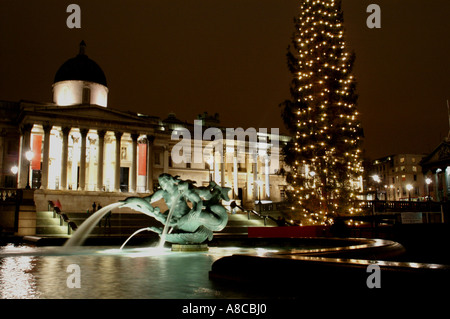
[0,0,449,160]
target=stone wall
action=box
[34,189,147,214]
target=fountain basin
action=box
[208,237,450,292]
[171,244,209,252]
[1,236,447,298]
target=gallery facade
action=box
[0,42,290,214]
[420,139,450,202]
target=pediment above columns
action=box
[19,104,161,133]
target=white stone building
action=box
[0,42,290,233]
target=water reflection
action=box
[0,245,277,299]
[0,255,40,299]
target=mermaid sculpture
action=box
[120,173,230,244]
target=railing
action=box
[230,201,293,226]
[0,188,20,204]
[353,200,447,213]
[256,201,289,213]
[248,199,448,225]
[48,200,78,235]
[0,188,23,233]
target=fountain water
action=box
[64,174,230,249]
[119,227,153,250]
[64,193,190,249]
[64,202,123,247]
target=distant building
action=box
[420,139,450,201]
[369,154,427,201]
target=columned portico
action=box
[97,130,106,191]
[40,124,52,190]
[420,139,450,201]
[79,128,88,190]
[18,124,33,189]
[130,133,139,193]
[114,131,123,192]
[146,135,154,193]
[60,126,71,190]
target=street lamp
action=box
[372,174,380,200]
[255,180,264,214]
[406,184,413,201]
[425,178,432,201]
[10,165,18,188]
[10,166,18,175]
[25,150,34,189]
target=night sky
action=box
[0,0,449,160]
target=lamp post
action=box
[255,180,264,214]
[25,150,34,189]
[10,165,18,188]
[372,174,380,200]
[425,178,432,201]
[406,184,413,201]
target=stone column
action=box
[18,124,33,189]
[233,156,238,198]
[71,135,80,189]
[97,130,106,191]
[79,128,88,190]
[434,170,439,201]
[115,131,123,192]
[146,135,155,192]
[40,124,52,190]
[245,151,252,204]
[130,133,139,193]
[88,136,97,191]
[252,154,258,201]
[444,167,449,201]
[60,126,71,190]
[163,145,169,174]
[264,155,270,199]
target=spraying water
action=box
[120,227,152,250]
[64,202,123,247]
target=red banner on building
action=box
[31,135,42,170]
[138,143,147,176]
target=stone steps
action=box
[36,210,70,235]
[34,209,278,239]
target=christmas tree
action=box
[280,0,364,225]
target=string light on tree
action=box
[280,0,364,225]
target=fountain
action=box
[2,176,446,299]
[64,173,231,250]
[64,202,123,247]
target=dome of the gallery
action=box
[54,41,107,87]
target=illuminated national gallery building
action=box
[0,42,289,214]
